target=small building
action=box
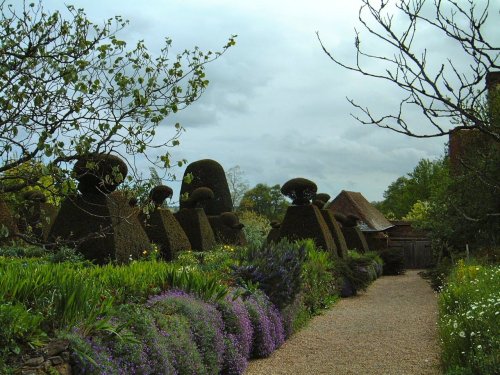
[386,221,433,269]
[326,190,394,251]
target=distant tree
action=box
[238,183,288,222]
[0,1,235,197]
[318,0,499,141]
[377,158,447,219]
[225,165,249,210]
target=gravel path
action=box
[245,270,441,375]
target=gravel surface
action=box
[245,270,441,375]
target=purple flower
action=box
[222,334,248,375]
[149,290,226,373]
[244,292,285,358]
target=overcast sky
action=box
[42,0,498,202]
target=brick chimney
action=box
[448,71,499,175]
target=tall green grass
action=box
[0,255,228,367]
[438,260,500,374]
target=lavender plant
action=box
[147,290,226,374]
[244,291,285,358]
[233,239,306,310]
[216,294,253,359]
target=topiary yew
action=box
[140,186,191,260]
[220,212,244,230]
[149,185,173,207]
[183,187,215,209]
[280,178,317,205]
[333,212,348,225]
[266,221,281,244]
[320,210,348,258]
[208,212,246,246]
[73,153,128,195]
[179,159,233,215]
[49,153,151,263]
[313,193,331,209]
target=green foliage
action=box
[238,210,270,248]
[439,261,500,374]
[0,0,235,199]
[0,161,76,209]
[0,302,47,359]
[300,240,338,314]
[0,244,48,258]
[233,239,306,310]
[0,256,228,364]
[173,245,239,284]
[379,248,406,275]
[238,184,288,222]
[148,292,225,373]
[331,251,382,297]
[377,158,448,219]
[403,200,431,222]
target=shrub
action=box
[424,257,454,291]
[379,247,406,275]
[233,239,306,310]
[238,210,270,249]
[438,261,500,375]
[147,290,226,374]
[216,294,253,359]
[332,251,379,297]
[300,240,338,314]
[244,291,285,358]
[65,306,192,375]
[176,245,239,283]
[0,302,47,369]
[0,245,47,258]
[280,293,310,337]
[222,334,247,375]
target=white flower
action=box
[477,345,482,349]
[459,331,466,338]
[453,322,458,329]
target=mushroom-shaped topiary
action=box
[149,185,173,207]
[183,187,214,209]
[333,212,348,226]
[179,159,233,215]
[74,153,128,195]
[314,193,331,204]
[344,214,360,228]
[270,220,281,229]
[23,191,47,203]
[281,178,317,205]
[312,199,326,208]
[313,192,331,208]
[128,197,138,207]
[220,212,244,230]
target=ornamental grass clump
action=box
[438,260,500,375]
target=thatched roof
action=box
[326,190,393,232]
